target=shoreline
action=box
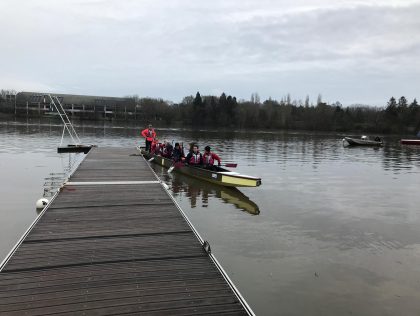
[0,114,416,138]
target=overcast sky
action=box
[1,0,419,105]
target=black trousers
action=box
[145,140,152,152]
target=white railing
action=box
[48,95,81,146]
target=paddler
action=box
[185,144,203,166]
[203,145,221,170]
[172,143,185,162]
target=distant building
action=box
[14,92,137,119]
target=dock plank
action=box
[0,147,250,315]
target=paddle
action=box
[168,161,184,173]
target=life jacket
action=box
[156,143,164,155]
[189,152,202,165]
[141,128,156,141]
[151,141,157,154]
[203,152,220,166]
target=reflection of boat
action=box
[156,165,260,215]
[220,189,260,215]
[343,136,383,147]
[401,139,420,145]
[140,148,262,188]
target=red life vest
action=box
[189,152,202,164]
[151,140,163,154]
[203,152,221,165]
[141,128,156,141]
[155,143,164,155]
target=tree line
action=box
[132,92,420,134]
[0,89,16,100]
[1,89,419,134]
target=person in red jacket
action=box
[153,140,164,155]
[203,146,221,170]
[141,124,156,152]
[185,144,203,166]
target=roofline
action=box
[17,91,132,101]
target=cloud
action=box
[0,0,419,104]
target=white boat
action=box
[342,136,383,147]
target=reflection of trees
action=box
[381,139,420,172]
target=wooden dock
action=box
[0,147,253,315]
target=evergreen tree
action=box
[210,96,218,125]
[193,91,202,108]
[192,91,203,125]
[398,96,408,109]
[408,98,419,129]
[218,93,228,125]
[226,95,237,125]
[386,97,398,116]
[219,92,227,105]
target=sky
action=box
[1,0,419,106]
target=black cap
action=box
[205,146,211,151]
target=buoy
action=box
[36,198,49,209]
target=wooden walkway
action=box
[0,147,252,316]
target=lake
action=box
[1,119,420,315]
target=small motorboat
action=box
[342,135,383,147]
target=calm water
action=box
[1,120,420,315]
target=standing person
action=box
[185,144,203,166]
[203,146,221,170]
[141,124,156,152]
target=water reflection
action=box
[152,165,260,215]
[3,120,420,316]
[2,121,420,175]
[381,141,420,172]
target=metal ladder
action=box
[48,94,81,146]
